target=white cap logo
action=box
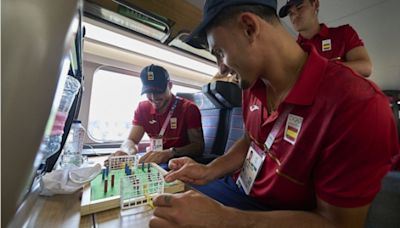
[147,71,154,80]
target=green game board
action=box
[90,166,173,201]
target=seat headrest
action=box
[176,92,221,110]
[209,81,242,108]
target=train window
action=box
[88,69,199,143]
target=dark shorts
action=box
[159,163,169,171]
[192,176,271,211]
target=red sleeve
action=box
[185,102,202,129]
[132,102,145,127]
[343,24,364,53]
[315,93,397,208]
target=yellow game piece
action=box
[143,184,154,209]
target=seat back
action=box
[176,92,220,110]
[383,90,400,142]
[224,107,244,153]
[177,91,228,163]
[201,108,228,156]
[365,171,400,228]
[177,81,242,163]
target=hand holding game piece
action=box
[164,157,211,185]
[150,190,226,228]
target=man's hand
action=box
[104,150,129,166]
[150,191,228,228]
[164,157,211,185]
[113,150,129,156]
[139,150,173,164]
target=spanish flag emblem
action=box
[284,114,303,145]
[322,39,332,52]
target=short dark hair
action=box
[207,4,279,31]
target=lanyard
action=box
[158,97,181,138]
[237,105,294,195]
[264,105,293,151]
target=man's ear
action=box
[314,0,320,14]
[168,81,173,90]
[238,12,260,43]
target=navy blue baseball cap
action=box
[140,64,170,95]
[279,0,303,18]
[185,0,277,49]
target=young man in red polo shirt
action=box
[148,0,399,227]
[116,64,204,164]
[279,0,372,77]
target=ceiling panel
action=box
[326,0,399,89]
[316,0,387,23]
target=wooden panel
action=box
[126,0,202,32]
[94,207,154,227]
[79,214,93,228]
[85,0,202,42]
[26,191,81,228]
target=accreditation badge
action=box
[150,138,163,151]
[236,142,266,195]
[322,39,332,52]
[170,117,177,129]
[284,114,303,145]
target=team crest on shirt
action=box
[249,105,260,112]
[322,39,332,52]
[170,117,177,129]
[284,114,303,145]
[147,71,154,80]
[149,119,157,124]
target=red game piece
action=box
[104,179,108,193]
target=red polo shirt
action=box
[241,45,399,209]
[133,95,202,149]
[297,23,364,61]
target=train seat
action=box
[365,171,400,228]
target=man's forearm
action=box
[175,127,204,158]
[343,46,372,77]
[222,199,370,228]
[173,142,203,158]
[206,136,250,180]
[223,208,336,228]
[343,60,372,77]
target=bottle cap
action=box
[72,120,81,124]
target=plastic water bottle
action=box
[58,76,81,113]
[40,76,80,159]
[62,120,85,167]
[40,135,62,159]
